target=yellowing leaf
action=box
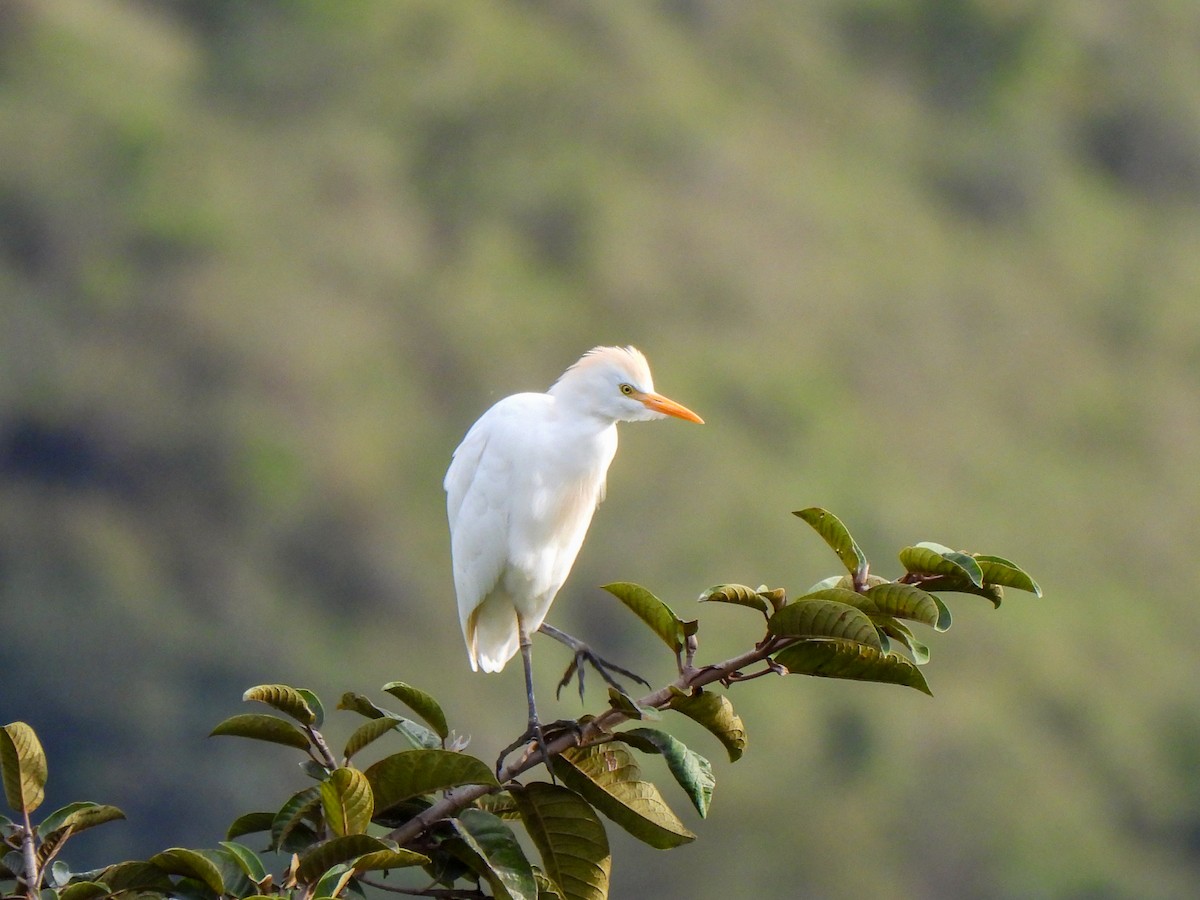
[242,684,317,725]
[512,783,610,900]
[551,743,694,849]
[668,691,746,762]
[321,768,374,836]
[1,722,47,814]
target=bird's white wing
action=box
[445,394,549,638]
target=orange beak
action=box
[636,390,704,424]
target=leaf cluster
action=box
[0,723,126,900]
[1,509,1039,900]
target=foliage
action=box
[1,2,1197,895]
[0,511,1038,899]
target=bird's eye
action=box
[619,383,635,396]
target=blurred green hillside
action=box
[2,0,1199,897]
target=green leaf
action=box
[36,804,125,871]
[512,782,610,900]
[864,582,952,632]
[774,639,932,695]
[59,882,111,900]
[343,718,400,761]
[209,713,311,750]
[337,692,390,719]
[49,859,70,887]
[768,595,882,649]
[879,620,931,665]
[37,828,72,869]
[271,787,322,853]
[311,862,354,900]
[758,586,788,610]
[364,750,498,815]
[296,689,325,728]
[382,682,450,741]
[296,834,393,884]
[794,507,867,577]
[337,694,441,749]
[394,719,443,751]
[242,684,317,726]
[1,850,19,879]
[806,575,845,593]
[697,584,770,617]
[300,759,328,781]
[899,542,984,588]
[97,861,174,893]
[197,847,256,898]
[321,768,374,836]
[601,582,689,653]
[148,848,225,896]
[617,728,714,818]
[1,723,46,814]
[453,808,537,900]
[534,869,566,899]
[475,791,521,821]
[226,811,273,841]
[551,744,694,849]
[352,845,429,872]
[218,841,267,883]
[606,688,659,721]
[913,574,1005,606]
[667,691,747,762]
[37,802,125,839]
[974,554,1042,596]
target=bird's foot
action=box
[495,718,581,781]
[540,623,650,702]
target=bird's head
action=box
[550,346,704,425]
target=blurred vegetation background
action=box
[1,1,1198,897]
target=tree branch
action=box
[20,810,38,900]
[383,635,789,847]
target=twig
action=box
[20,810,38,900]
[357,875,487,898]
[305,724,339,771]
[383,636,793,847]
[721,659,787,684]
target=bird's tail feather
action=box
[466,595,521,673]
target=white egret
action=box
[445,345,703,766]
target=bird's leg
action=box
[496,615,556,780]
[539,622,651,702]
